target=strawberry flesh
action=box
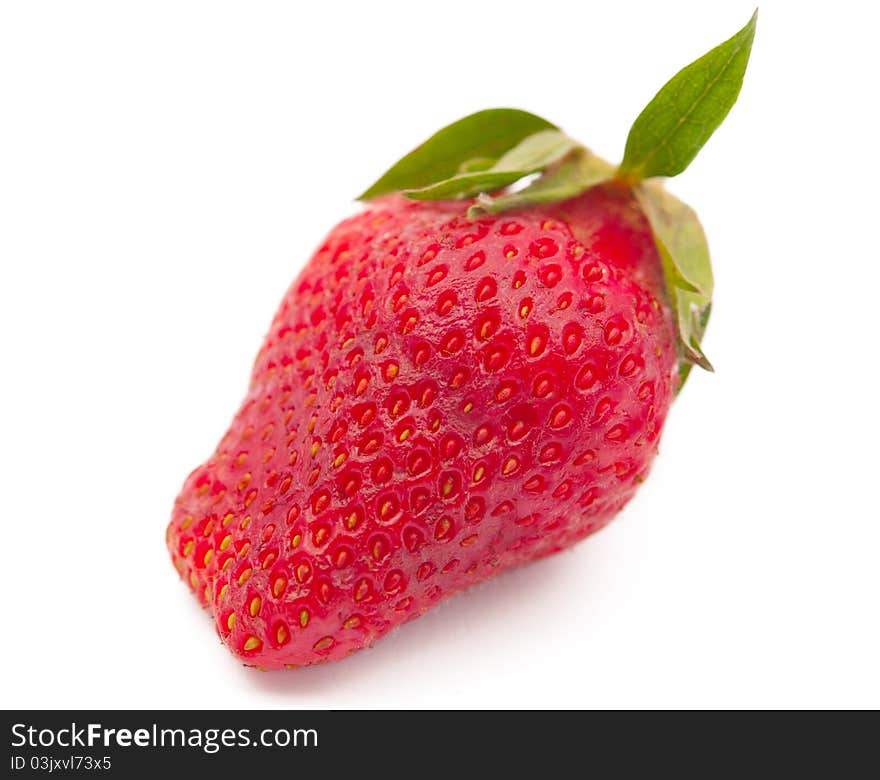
[167,184,677,668]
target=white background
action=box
[2,1,878,709]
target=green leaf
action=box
[636,181,712,294]
[492,130,578,171]
[406,171,535,201]
[619,10,757,181]
[358,109,557,200]
[457,157,496,174]
[676,303,712,389]
[467,148,615,218]
[405,130,578,201]
[634,181,714,383]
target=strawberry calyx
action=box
[358,11,756,386]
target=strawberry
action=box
[167,14,755,668]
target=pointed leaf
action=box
[636,182,713,295]
[404,130,578,202]
[634,182,714,383]
[457,157,496,174]
[619,10,757,180]
[406,171,534,201]
[358,109,557,200]
[468,149,615,218]
[492,130,578,171]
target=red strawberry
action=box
[167,15,755,668]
